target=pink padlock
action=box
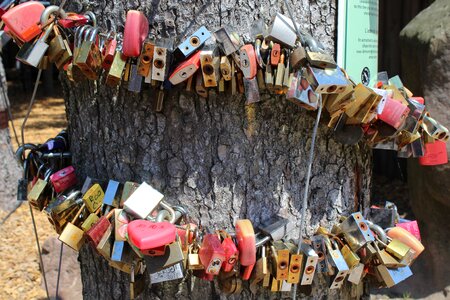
[127,220,176,256]
[1,1,45,42]
[50,166,77,193]
[122,10,149,58]
[396,221,422,241]
[419,141,448,166]
[378,97,410,129]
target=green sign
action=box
[337,0,379,87]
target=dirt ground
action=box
[0,73,69,299]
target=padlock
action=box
[243,77,260,105]
[114,209,129,242]
[249,246,268,293]
[112,240,136,265]
[188,243,204,270]
[378,97,410,129]
[411,137,425,158]
[81,207,101,232]
[235,219,256,280]
[47,25,66,63]
[300,243,319,285]
[325,83,356,116]
[46,192,81,234]
[340,212,375,251]
[106,48,127,86]
[239,44,257,79]
[374,245,404,268]
[385,239,416,262]
[82,183,104,213]
[419,140,448,166]
[121,182,140,207]
[101,32,117,70]
[127,220,176,256]
[218,231,239,272]
[422,115,449,142]
[85,209,116,249]
[1,1,45,42]
[290,46,307,70]
[258,215,294,244]
[58,204,86,251]
[144,236,185,273]
[376,265,412,288]
[75,27,102,80]
[218,270,243,295]
[96,223,113,260]
[213,27,241,56]
[304,66,348,94]
[174,25,211,59]
[332,113,364,145]
[347,263,365,285]
[169,51,201,85]
[103,180,121,212]
[136,40,154,77]
[306,51,337,69]
[151,39,173,82]
[237,71,244,94]
[220,56,232,81]
[16,23,54,67]
[286,71,319,111]
[28,168,52,211]
[270,276,281,292]
[200,50,220,87]
[130,261,147,300]
[396,220,422,242]
[49,165,77,194]
[340,244,360,270]
[58,13,89,29]
[122,10,149,58]
[270,43,281,67]
[387,227,424,260]
[324,238,350,289]
[195,70,208,98]
[128,62,143,93]
[358,241,378,265]
[266,13,298,48]
[265,55,274,90]
[311,235,333,274]
[254,38,266,70]
[123,182,164,219]
[199,233,226,275]
[284,242,302,284]
[274,51,286,93]
[149,262,184,284]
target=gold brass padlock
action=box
[59,204,86,251]
[82,183,105,213]
[137,40,155,77]
[81,206,101,232]
[188,244,204,270]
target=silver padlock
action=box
[149,262,184,284]
[300,243,319,285]
[325,239,350,289]
[266,13,298,48]
[124,182,164,219]
[339,212,375,251]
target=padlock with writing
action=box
[82,183,104,214]
[218,231,239,273]
[150,262,185,284]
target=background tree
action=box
[62,0,372,298]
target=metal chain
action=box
[292,96,323,300]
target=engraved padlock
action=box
[127,220,177,256]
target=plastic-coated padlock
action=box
[1,1,44,42]
[58,13,89,28]
[49,166,77,194]
[235,219,256,280]
[419,140,448,166]
[239,44,257,79]
[122,10,149,58]
[169,51,201,85]
[102,32,117,70]
[220,233,239,273]
[387,227,424,260]
[378,97,410,129]
[199,234,226,275]
[396,220,421,241]
[127,220,176,255]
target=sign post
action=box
[337,0,379,87]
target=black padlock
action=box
[17,154,30,201]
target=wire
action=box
[55,242,64,298]
[29,204,50,300]
[21,69,42,146]
[292,95,323,300]
[0,78,20,146]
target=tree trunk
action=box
[0,58,21,213]
[62,0,372,299]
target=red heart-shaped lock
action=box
[127,220,176,251]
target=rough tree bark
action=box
[61,0,372,299]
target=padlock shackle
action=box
[84,11,97,27]
[158,200,176,224]
[366,220,389,244]
[15,143,37,164]
[71,203,86,224]
[88,27,99,43]
[40,5,67,25]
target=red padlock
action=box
[199,234,226,275]
[169,51,201,85]
[220,235,239,272]
[239,44,257,79]
[58,13,89,28]
[1,1,45,42]
[270,43,281,66]
[85,209,116,249]
[419,140,448,166]
[235,219,256,280]
[378,97,410,129]
[122,10,149,58]
[49,166,77,194]
[127,220,176,256]
[396,220,421,242]
[102,33,117,70]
